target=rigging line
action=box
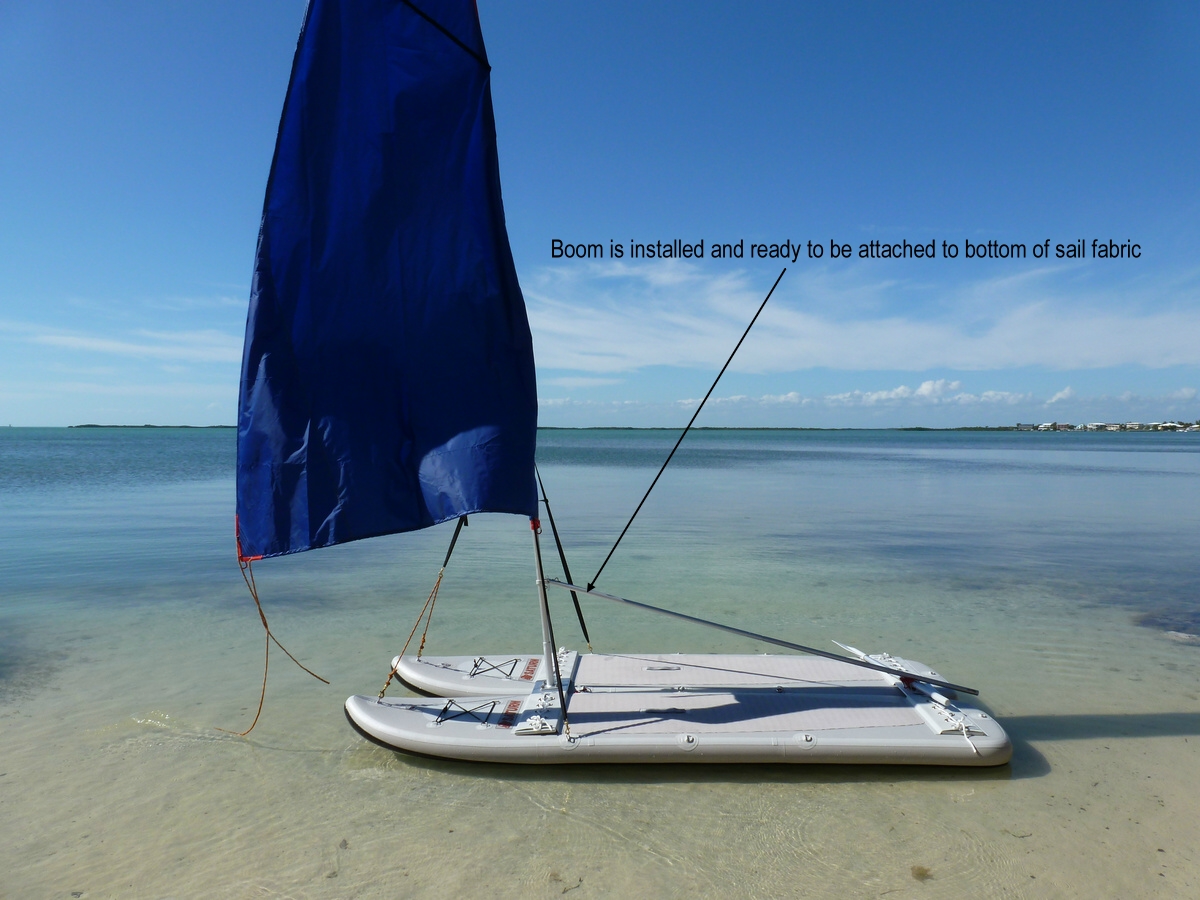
[414,581,439,658]
[381,516,469,696]
[397,573,440,659]
[217,629,269,738]
[417,515,468,655]
[220,557,329,737]
[586,266,787,591]
[400,0,490,70]
[535,464,592,650]
[233,518,327,687]
[545,579,980,696]
[242,559,329,683]
[415,513,465,657]
[441,514,468,568]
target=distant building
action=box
[1006,420,1189,432]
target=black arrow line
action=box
[587,267,787,591]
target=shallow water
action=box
[2,427,1199,897]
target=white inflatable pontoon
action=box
[345,649,1011,765]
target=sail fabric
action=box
[236,0,538,560]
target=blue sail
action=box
[236,0,538,560]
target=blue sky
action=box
[1,1,1197,427]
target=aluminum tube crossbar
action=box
[544,579,979,696]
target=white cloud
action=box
[143,294,246,311]
[1047,386,1076,404]
[26,327,241,363]
[825,384,1035,407]
[0,379,230,399]
[973,390,1029,404]
[45,363,119,376]
[525,263,764,373]
[537,397,647,408]
[524,261,1200,374]
[1108,387,1200,407]
[672,392,818,408]
[826,379,961,406]
[542,376,623,389]
[761,391,807,405]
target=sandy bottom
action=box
[3,567,1198,900]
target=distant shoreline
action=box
[48,423,1196,432]
[54,424,1027,431]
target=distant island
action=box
[63,422,1199,431]
[539,422,1200,432]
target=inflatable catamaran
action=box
[236,0,1010,766]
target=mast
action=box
[531,520,557,688]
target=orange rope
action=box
[220,556,329,737]
[379,567,444,697]
[415,574,440,658]
[218,630,270,737]
[242,559,328,682]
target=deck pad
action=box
[395,652,919,698]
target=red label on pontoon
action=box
[497,699,522,729]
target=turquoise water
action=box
[3,427,1200,897]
